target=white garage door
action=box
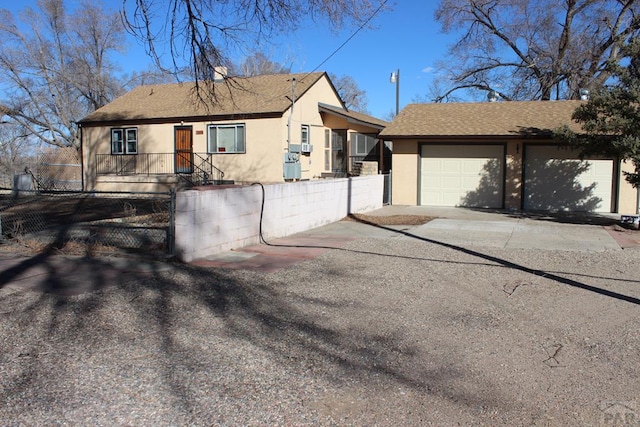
[523,145,614,212]
[420,144,504,208]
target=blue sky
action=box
[266,1,451,119]
[1,0,454,119]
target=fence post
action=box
[168,188,176,257]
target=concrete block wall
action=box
[360,161,379,176]
[175,175,383,262]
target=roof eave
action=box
[318,103,387,131]
[78,111,284,127]
[379,133,562,140]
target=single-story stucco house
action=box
[379,100,638,214]
[78,72,388,192]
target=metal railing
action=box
[96,152,226,185]
[96,153,175,176]
[182,153,226,186]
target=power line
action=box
[302,0,389,81]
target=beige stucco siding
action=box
[504,141,522,210]
[282,77,342,179]
[210,116,284,183]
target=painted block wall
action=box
[175,175,384,262]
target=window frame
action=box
[111,127,138,155]
[301,124,310,145]
[324,129,331,171]
[207,123,246,154]
[352,133,377,156]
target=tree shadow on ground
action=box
[463,207,620,226]
[2,207,638,423]
[346,216,640,306]
[0,245,509,423]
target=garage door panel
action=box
[462,175,484,188]
[524,146,613,212]
[593,161,613,175]
[462,160,487,173]
[421,144,504,208]
[424,159,443,173]
[442,193,464,206]
[423,176,442,190]
[441,176,463,189]
[442,159,462,172]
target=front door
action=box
[175,126,193,174]
[331,129,347,176]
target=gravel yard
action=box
[1,224,639,426]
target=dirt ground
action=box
[346,213,435,226]
[1,216,640,426]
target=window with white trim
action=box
[324,129,330,170]
[301,124,310,145]
[352,133,378,156]
[208,123,245,153]
[111,128,138,154]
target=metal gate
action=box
[383,171,392,205]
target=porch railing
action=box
[96,153,225,183]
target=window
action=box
[324,129,330,170]
[208,124,245,153]
[352,133,378,156]
[301,125,310,145]
[111,128,138,154]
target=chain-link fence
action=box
[35,146,82,191]
[0,188,175,257]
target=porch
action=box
[95,152,231,189]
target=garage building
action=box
[380,101,637,214]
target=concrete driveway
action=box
[370,206,623,252]
[193,206,632,272]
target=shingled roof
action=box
[80,72,330,124]
[379,100,585,139]
[318,103,388,129]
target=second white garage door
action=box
[420,144,504,208]
[523,145,614,212]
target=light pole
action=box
[390,69,400,116]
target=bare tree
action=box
[226,55,370,113]
[232,52,292,77]
[330,73,370,113]
[122,0,387,99]
[433,0,640,102]
[0,0,128,148]
[0,123,33,186]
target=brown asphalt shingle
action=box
[379,100,585,138]
[80,72,327,123]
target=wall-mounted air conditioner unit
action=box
[301,143,313,153]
